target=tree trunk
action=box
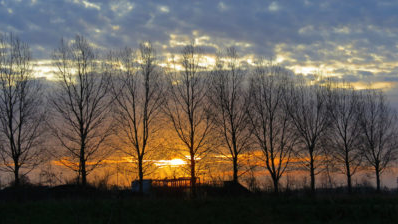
[345,158,352,193]
[375,164,381,192]
[81,159,87,186]
[309,150,315,193]
[14,165,20,187]
[80,138,87,186]
[138,157,144,195]
[190,154,196,198]
[80,147,87,186]
[347,173,352,193]
[232,156,238,184]
[273,176,279,194]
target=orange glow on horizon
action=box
[154,158,187,167]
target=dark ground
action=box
[0,186,397,224]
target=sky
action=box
[1,0,398,105]
[2,0,398,187]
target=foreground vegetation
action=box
[1,187,398,224]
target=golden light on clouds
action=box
[169,34,189,47]
[158,5,170,13]
[289,65,319,75]
[30,36,398,95]
[198,55,216,68]
[32,60,56,79]
[351,81,395,90]
[76,0,101,10]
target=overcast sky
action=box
[1,0,398,104]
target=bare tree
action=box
[163,44,214,197]
[285,78,330,193]
[50,35,113,186]
[110,42,165,194]
[359,90,398,192]
[247,64,296,193]
[0,33,46,186]
[208,47,252,184]
[326,83,363,193]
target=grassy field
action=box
[1,194,398,224]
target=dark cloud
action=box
[341,74,360,82]
[358,71,375,78]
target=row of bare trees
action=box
[0,33,397,195]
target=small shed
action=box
[131,179,152,194]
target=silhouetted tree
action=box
[285,78,330,193]
[208,47,252,184]
[326,83,363,193]
[50,35,113,186]
[247,63,296,193]
[163,44,214,197]
[359,90,398,192]
[110,42,165,194]
[0,33,46,186]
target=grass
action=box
[0,194,397,224]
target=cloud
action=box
[0,0,397,93]
[268,2,280,12]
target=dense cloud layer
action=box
[1,0,398,101]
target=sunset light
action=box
[1,1,398,223]
[154,158,187,167]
